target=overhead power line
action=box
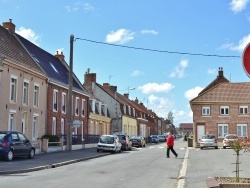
[75,37,241,58]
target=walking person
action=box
[166,132,178,158]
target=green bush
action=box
[42,134,60,146]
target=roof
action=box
[0,26,45,76]
[191,82,250,103]
[15,34,88,95]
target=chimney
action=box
[55,51,65,61]
[84,72,96,84]
[109,86,117,93]
[3,19,15,32]
[134,97,139,104]
[103,83,110,89]
[124,93,129,98]
[218,67,223,77]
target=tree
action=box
[229,137,250,182]
[167,111,174,124]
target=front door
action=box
[197,125,205,143]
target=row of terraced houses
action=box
[0,19,175,149]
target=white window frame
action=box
[22,80,29,105]
[128,106,131,115]
[218,124,228,138]
[61,118,65,136]
[81,99,85,117]
[10,76,17,103]
[34,83,39,107]
[123,105,126,114]
[32,114,39,140]
[53,89,58,112]
[237,124,247,137]
[52,117,56,135]
[62,92,66,114]
[8,110,16,131]
[22,112,27,134]
[202,106,210,116]
[220,106,229,115]
[75,97,79,116]
[239,106,248,115]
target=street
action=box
[0,139,250,188]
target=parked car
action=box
[130,136,146,147]
[97,135,122,153]
[0,131,35,161]
[157,135,166,142]
[223,134,238,149]
[150,135,159,143]
[116,134,132,151]
[199,134,218,149]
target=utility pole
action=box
[67,34,74,151]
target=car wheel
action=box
[215,146,218,149]
[200,147,203,150]
[5,150,14,161]
[28,149,35,159]
[97,149,100,152]
[223,146,226,149]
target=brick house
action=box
[0,20,47,142]
[190,67,250,147]
[179,123,193,136]
[3,19,90,144]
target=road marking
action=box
[177,147,189,188]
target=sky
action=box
[1,0,250,127]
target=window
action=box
[237,124,247,137]
[102,104,107,116]
[8,112,16,131]
[202,106,210,116]
[75,97,79,116]
[123,105,126,114]
[32,115,38,140]
[52,117,56,135]
[220,106,229,115]
[62,93,66,113]
[22,112,27,134]
[23,81,29,105]
[128,106,131,115]
[218,124,228,138]
[53,90,58,112]
[34,84,39,107]
[133,108,135,117]
[61,118,64,136]
[81,99,85,116]
[10,76,17,102]
[239,106,248,115]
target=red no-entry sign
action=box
[243,43,250,77]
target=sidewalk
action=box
[0,147,109,175]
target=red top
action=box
[166,135,174,146]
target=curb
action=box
[0,153,109,175]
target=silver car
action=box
[97,135,122,153]
[200,134,218,149]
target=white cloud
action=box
[173,109,193,126]
[220,34,250,52]
[138,82,175,94]
[131,70,142,76]
[184,86,203,101]
[105,29,135,44]
[141,30,158,35]
[16,27,41,46]
[64,2,95,12]
[230,0,249,13]
[169,59,188,78]
[207,69,217,75]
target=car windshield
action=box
[151,135,157,138]
[117,135,126,140]
[131,136,140,139]
[0,133,6,140]
[225,135,237,139]
[202,135,215,139]
[100,136,114,144]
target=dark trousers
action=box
[167,146,177,157]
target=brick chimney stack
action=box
[218,67,223,77]
[3,19,15,32]
[124,93,129,98]
[103,83,110,89]
[55,51,65,61]
[134,97,139,104]
[109,86,117,93]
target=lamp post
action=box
[66,34,74,151]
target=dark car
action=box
[116,134,132,151]
[130,136,146,147]
[0,131,35,161]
